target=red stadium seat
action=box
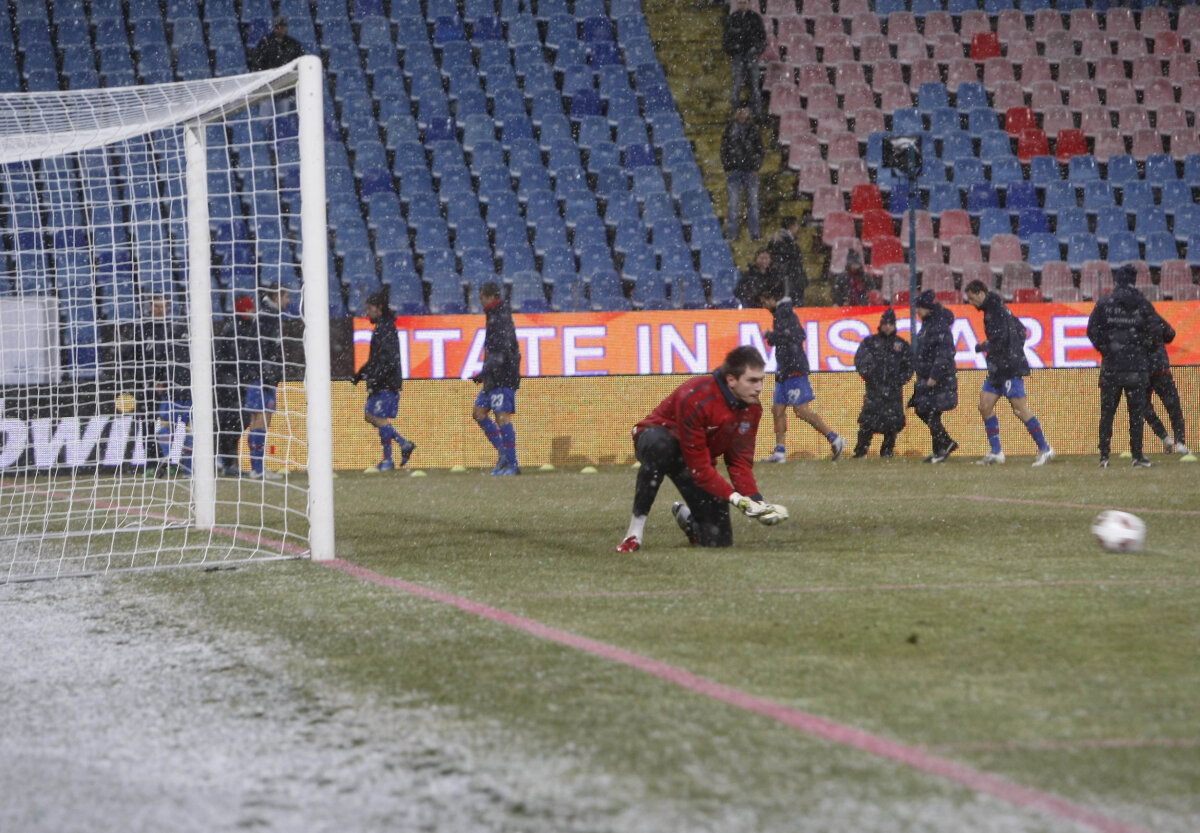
[988,234,1024,273]
[861,208,897,248]
[821,211,856,247]
[1091,131,1127,164]
[971,32,1001,63]
[1080,260,1115,301]
[1041,106,1074,139]
[899,209,934,246]
[810,185,844,221]
[1139,6,1170,37]
[1038,261,1076,301]
[1055,129,1087,163]
[922,263,955,293]
[1067,80,1100,112]
[829,236,865,273]
[937,210,971,244]
[1159,260,1195,299]
[1005,106,1036,137]
[1016,128,1050,164]
[1011,287,1044,303]
[948,234,984,273]
[1001,261,1035,296]
[982,57,1016,91]
[990,82,1025,114]
[885,11,918,45]
[868,236,905,276]
[960,262,994,293]
[849,183,884,217]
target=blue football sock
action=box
[1025,416,1049,452]
[825,431,837,443]
[378,426,393,462]
[249,428,266,473]
[500,422,518,467]
[477,417,503,452]
[984,415,1002,454]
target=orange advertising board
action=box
[352,302,1200,379]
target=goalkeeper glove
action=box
[730,492,788,525]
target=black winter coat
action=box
[1148,309,1176,375]
[734,264,783,308]
[976,291,1030,382]
[722,9,766,59]
[720,119,764,173]
[855,330,914,432]
[910,305,959,413]
[479,298,522,390]
[767,230,807,303]
[1086,285,1162,384]
[764,298,809,382]
[249,34,305,71]
[358,313,404,394]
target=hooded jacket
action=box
[1086,285,1162,381]
[910,304,958,412]
[975,291,1030,381]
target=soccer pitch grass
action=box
[140,456,1200,832]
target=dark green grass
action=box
[151,458,1200,830]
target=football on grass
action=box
[1090,510,1146,553]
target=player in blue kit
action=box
[758,287,846,463]
[964,280,1054,466]
[354,291,415,473]
[472,282,522,475]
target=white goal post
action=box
[0,56,334,582]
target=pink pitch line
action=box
[324,557,1155,833]
[512,576,1200,601]
[953,494,1200,516]
[1,477,309,557]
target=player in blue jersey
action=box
[757,287,846,462]
[472,282,522,475]
[964,280,1054,466]
[354,291,415,472]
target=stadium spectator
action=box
[249,16,305,71]
[1086,265,1162,468]
[733,248,781,308]
[240,283,289,480]
[354,291,416,473]
[722,0,766,121]
[909,291,959,463]
[1142,307,1189,456]
[472,281,522,476]
[616,345,787,552]
[852,308,913,458]
[831,249,872,307]
[213,296,252,476]
[964,280,1055,467]
[121,294,190,476]
[759,287,846,463]
[720,105,764,241]
[768,216,808,305]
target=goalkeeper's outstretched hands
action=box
[729,492,789,526]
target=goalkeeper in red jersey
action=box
[616,345,788,552]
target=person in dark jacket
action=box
[616,345,787,553]
[722,0,767,120]
[213,295,252,476]
[1086,265,1162,468]
[964,280,1054,466]
[354,291,415,473]
[1142,307,1189,456]
[472,282,523,475]
[759,288,846,463]
[249,16,305,71]
[239,283,289,480]
[767,216,808,305]
[852,308,913,458]
[121,294,192,476]
[831,249,872,306]
[720,105,764,241]
[733,248,782,308]
[909,291,959,463]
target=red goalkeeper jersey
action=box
[635,371,762,502]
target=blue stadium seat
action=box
[1106,232,1140,265]
[1160,181,1194,219]
[926,182,963,215]
[588,268,629,310]
[1094,207,1129,244]
[1106,155,1140,188]
[918,83,950,113]
[941,132,975,164]
[1067,155,1100,184]
[920,160,948,192]
[1025,234,1061,271]
[1121,181,1156,219]
[967,108,1000,135]
[1055,208,1089,244]
[1038,181,1076,217]
[1184,155,1200,187]
[1172,205,1200,242]
[978,130,1015,166]
[929,109,961,138]
[978,208,1012,245]
[1082,182,1116,216]
[956,82,988,113]
[965,183,1000,216]
[1016,208,1051,240]
[1144,232,1179,269]
[1135,208,1169,243]
[1144,154,1179,187]
[952,158,986,190]
[891,108,923,136]
[1028,156,1063,189]
[1004,181,1039,215]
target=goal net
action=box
[0,57,334,582]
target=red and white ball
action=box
[1090,510,1146,553]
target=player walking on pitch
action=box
[354,291,415,473]
[963,280,1054,466]
[472,282,522,475]
[616,345,788,552]
[758,287,846,463]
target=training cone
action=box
[449,464,467,472]
[631,461,642,469]
[1119,451,1133,458]
[1180,453,1197,463]
[410,470,427,477]
[539,463,556,471]
[579,466,598,474]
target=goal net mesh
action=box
[0,64,327,582]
